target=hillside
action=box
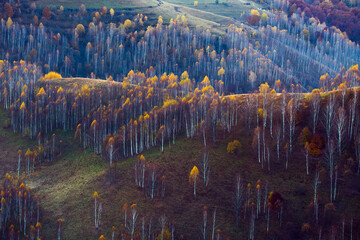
[32,0,261,33]
[39,77,126,89]
[2,0,360,239]
[1,82,360,239]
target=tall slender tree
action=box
[189,166,199,198]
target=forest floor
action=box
[0,105,333,239]
[1,87,360,239]
[0,111,35,177]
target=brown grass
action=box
[38,78,125,90]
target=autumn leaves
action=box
[0,174,42,239]
[189,166,199,198]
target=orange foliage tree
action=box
[42,6,51,20]
[4,3,14,18]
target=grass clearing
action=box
[22,124,315,238]
[165,0,254,19]
[39,78,124,90]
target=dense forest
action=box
[1,0,359,93]
[0,0,360,239]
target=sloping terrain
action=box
[1,108,315,239]
[33,0,265,34]
[1,85,360,239]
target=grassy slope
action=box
[34,0,267,35]
[1,88,360,239]
[39,78,125,90]
[163,0,259,19]
[0,109,324,239]
[0,110,35,178]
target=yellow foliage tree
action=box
[43,72,62,80]
[180,71,189,80]
[189,166,199,198]
[36,87,46,97]
[156,227,172,240]
[20,102,26,111]
[227,140,242,154]
[124,19,132,29]
[218,67,225,77]
[251,9,260,16]
[75,24,85,35]
[6,17,13,29]
[259,82,270,95]
[302,29,310,40]
[261,12,268,22]
[201,76,211,87]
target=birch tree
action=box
[324,141,337,202]
[106,136,115,168]
[201,206,208,240]
[135,155,146,189]
[287,98,297,154]
[335,107,347,157]
[189,166,199,198]
[122,203,128,228]
[322,93,336,145]
[200,120,206,147]
[349,88,357,140]
[93,192,102,229]
[309,89,321,134]
[253,127,261,164]
[234,175,244,228]
[338,83,347,109]
[199,150,210,188]
[127,204,138,240]
[148,164,157,200]
[211,208,217,240]
[244,94,255,135]
[256,183,261,218]
[57,218,63,240]
[158,125,166,152]
[159,214,167,240]
[274,123,281,161]
[281,90,287,140]
[304,142,310,175]
[313,169,320,224]
[17,149,22,178]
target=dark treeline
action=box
[265,0,360,42]
[288,0,360,42]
